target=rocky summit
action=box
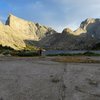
[0,14,100,50]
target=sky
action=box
[0,0,100,32]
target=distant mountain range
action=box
[0,14,100,50]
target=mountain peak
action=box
[8,13,14,17]
[5,14,27,26]
[62,28,73,35]
[85,18,95,21]
[80,18,100,30]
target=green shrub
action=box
[16,51,39,57]
[0,45,14,51]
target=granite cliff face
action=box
[0,14,100,50]
[0,14,55,50]
[6,14,38,40]
[6,14,55,40]
[40,18,100,50]
[0,21,26,50]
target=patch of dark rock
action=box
[50,75,54,77]
[51,77,60,83]
[62,84,67,89]
[75,86,84,93]
[86,78,98,87]
[93,94,100,97]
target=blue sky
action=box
[0,0,100,32]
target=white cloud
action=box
[4,0,100,32]
[50,0,100,32]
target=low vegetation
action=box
[12,50,39,57]
[0,44,100,58]
[0,45,40,57]
[0,45,14,56]
[47,51,100,56]
[53,56,100,63]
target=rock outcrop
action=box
[62,28,73,35]
[0,22,26,50]
[40,18,100,50]
[0,14,55,50]
[6,14,38,40]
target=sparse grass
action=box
[53,56,100,63]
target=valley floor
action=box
[0,57,100,100]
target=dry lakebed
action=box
[0,56,100,100]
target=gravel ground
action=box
[0,57,100,100]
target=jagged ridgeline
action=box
[0,14,55,50]
[39,18,100,50]
[0,14,100,51]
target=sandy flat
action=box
[0,57,100,100]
